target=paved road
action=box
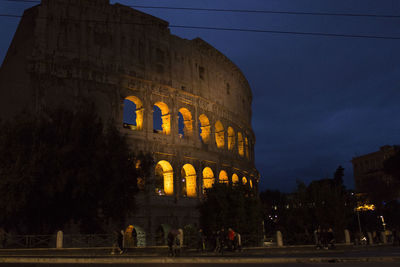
[0,245,399,265]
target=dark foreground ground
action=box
[0,244,399,265]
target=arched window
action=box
[199,114,211,144]
[203,167,215,190]
[153,102,170,135]
[227,127,235,150]
[123,96,143,130]
[181,164,197,197]
[238,132,244,157]
[155,160,173,196]
[178,108,193,138]
[249,179,253,188]
[245,136,249,159]
[232,173,239,184]
[219,170,229,184]
[242,176,247,185]
[215,121,225,148]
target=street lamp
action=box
[380,216,386,232]
[354,204,375,241]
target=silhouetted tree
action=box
[0,107,152,234]
[198,183,262,245]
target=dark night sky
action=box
[1,0,399,193]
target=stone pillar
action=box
[381,231,387,244]
[276,231,283,247]
[344,229,351,244]
[56,230,63,249]
[367,232,373,245]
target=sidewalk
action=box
[0,244,399,264]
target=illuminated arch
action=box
[242,176,247,185]
[238,132,244,157]
[181,164,197,197]
[178,108,193,138]
[227,127,235,150]
[203,167,215,190]
[154,102,170,135]
[155,160,173,196]
[219,170,229,184]
[245,137,249,159]
[123,96,143,130]
[199,114,211,144]
[215,121,225,148]
[249,179,253,188]
[232,173,239,184]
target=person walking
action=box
[228,228,235,251]
[167,229,178,257]
[197,228,205,252]
[217,227,226,255]
[123,225,134,253]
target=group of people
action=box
[167,228,183,257]
[213,227,242,254]
[113,225,137,255]
[314,227,335,250]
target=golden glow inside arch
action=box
[154,102,171,135]
[238,132,244,157]
[178,107,193,137]
[219,170,229,184]
[199,114,211,144]
[155,160,173,196]
[245,137,249,159]
[249,179,253,188]
[242,176,247,185]
[215,121,225,148]
[227,127,235,150]
[203,167,215,190]
[181,164,197,197]
[124,96,144,130]
[232,173,239,184]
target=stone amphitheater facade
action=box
[0,0,259,244]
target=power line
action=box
[0,13,399,40]
[2,0,400,19]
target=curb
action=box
[1,256,400,264]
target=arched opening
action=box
[215,121,225,148]
[227,127,235,150]
[232,173,239,184]
[199,114,211,144]
[123,96,143,130]
[153,102,170,135]
[219,170,229,184]
[249,179,253,188]
[155,160,173,196]
[203,167,215,191]
[245,137,249,159]
[178,107,193,138]
[238,132,244,157]
[242,176,247,185]
[181,164,197,197]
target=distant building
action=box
[352,145,400,194]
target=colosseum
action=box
[0,0,259,244]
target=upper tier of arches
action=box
[122,95,255,160]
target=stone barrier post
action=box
[56,230,63,249]
[344,229,351,244]
[276,231,283,247]
[367,232,373,245]
[381,231,387,244]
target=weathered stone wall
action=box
[0,0,258,243]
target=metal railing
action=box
[3,234,55,248]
